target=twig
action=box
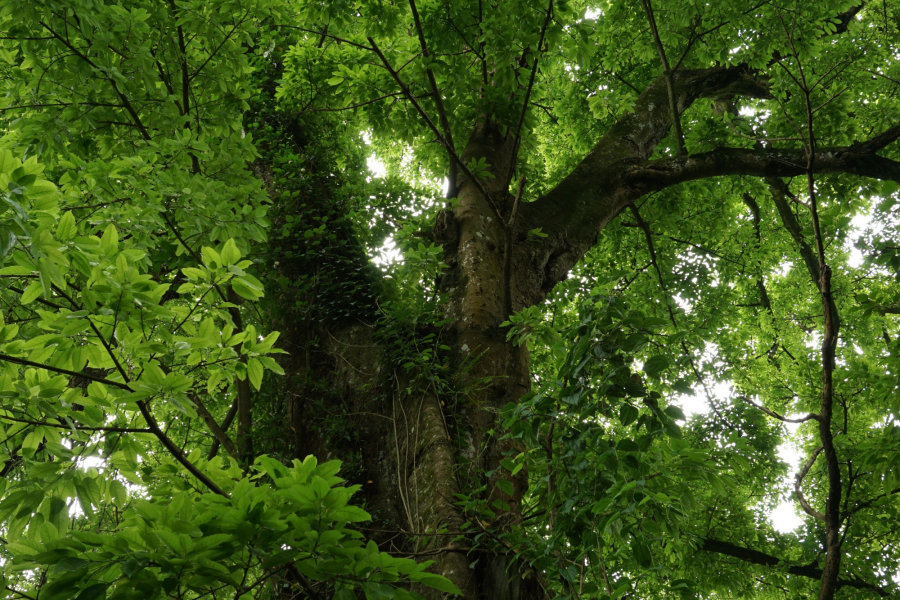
[506,0,554,184]
[0,414,150,434]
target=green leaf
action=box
[56,212,77,241]
[619,403,639,426]
[21,280,43,304]
[496,479,514,496]
[246,358,263,391]
[632,540,652,567]
[414,574,462,595]
[99,224,118,256]
[220,239,241,265]
[642,356,669,378]
[75,584,110,600]
[231,277,263,301]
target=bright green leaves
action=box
[55,211,76,241]
[0,155,291,596]
[465,156,495,180]
[181,238,264,301]
[5,455,459,599]
[0,151,60,267]
[19,281,42,304]
[502,305,561,352]
[246,357,264,390]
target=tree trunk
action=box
[280,120,545,599]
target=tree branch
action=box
[794,445,826,521]
[190,393,239,462]
[408,0,458,198]
[638,0,685,154]
[0,353,228,496]
[207,398,239,460]
[0,414,150,434]
[0,353,129,390]
[622,142,900,195]
[737,395,820,424]
[845,487,900,518]
[39,20,152,141]
[700,538,891,596]
[518,65,772,303]
[507,0,554,185]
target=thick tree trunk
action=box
[431,122,542,599]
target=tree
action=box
[1,0,899,599]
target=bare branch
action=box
[794,446,826,521]
[737,395,819,424]
[638,0,685,154]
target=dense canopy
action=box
[0,0,899,599]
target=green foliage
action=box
[2,0,900,597]
[275,0,900,595]
[0,1,458,598]
[5,454,456,600]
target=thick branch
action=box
[623,144,900,195]
[207,399,239,460]
[700,538,890,596]
[191,394,239,462]
[767,177,821,283]
[519,65,771,301]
